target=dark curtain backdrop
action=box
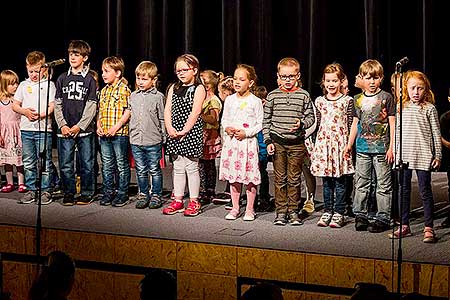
[2,0,450,112]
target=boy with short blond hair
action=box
[130,61,166,209]
[344,59,395,233]
[13,51,56,205]
[263,57,315,225]
[54,40,98,206]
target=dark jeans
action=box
[259,156,270,199]
[131,143,163,196]
[58,134,95,196]
[99,136,130,197]
[400,169,434,227]
[273,142,306,213]
[199,158,217,194]
[322,176,347,215]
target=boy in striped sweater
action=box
[263,57,315,226]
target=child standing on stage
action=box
[0,70,25,193]
[163,54,206,217]
[344,59,395,233]
[219,64,263,221]
[253,85,274,212]
[130,61,166,210]
[263,57,315,226]
[198,70,222,205]
[389,71,441,243]
[13,51,56,205]
[97,56,131,207]
[310,63,354,228]
[212,76,235,205]
[54,40,98,206]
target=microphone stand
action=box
[393,63,408,296]
[35,66,53,265]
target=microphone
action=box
[395,57,409,68]
[43,59,66,68]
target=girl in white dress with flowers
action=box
[310,63,354,228]
[219,64,263,221]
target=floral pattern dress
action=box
[219,93,263,185]
[0,99,22,166]
[310,95,354,177]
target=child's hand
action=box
[234,129,246,141]
[289,118,301,132]
[61,125,71,137]
[225,127,236,137]
[24,108,38,121]
[267,143,275,155]
[431,158,441,171]
[167,127,178,138]
[96,125,104,136]
[0,136,4,148]
[343,145,352,160]
[69,125,81,138]
[106,123,121,137]
[385,148,394,164]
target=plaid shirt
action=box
[99,78,131,136]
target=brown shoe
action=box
[423,227,436,243]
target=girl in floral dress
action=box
[219,64,263,221]
[310,63,354,228]
[0,70,25,193]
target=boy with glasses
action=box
[263,57,315,225]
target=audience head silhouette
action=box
[140,269,176,300]
[350,282,388,300]
[241,282,284,300]
[28,251,75,300]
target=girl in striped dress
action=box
[390,71,441,243]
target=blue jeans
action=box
[401,169,434,227]
[58,134,95,196]
[99,136,130,197]
[353,153,392,224]
[21,131,53,191]
[322,176,346,215]
[131,143,163,196]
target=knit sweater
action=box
[263,88,315,145]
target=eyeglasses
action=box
[175,68,193,75]
[278,73,299,81]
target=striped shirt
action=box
[98,78,131,136]
[263,88,315,145]
[395,101,442,171]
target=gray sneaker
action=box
[148,195,163,209]
[135,193,149,209]
[39,191,53,205]
[289,212,303,226]
[317,212,332,227]
[18,191,36,204]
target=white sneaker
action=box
[317,212,332,227]
[329,213,345,228]
[225,209,239,220]
[243,211,255,221]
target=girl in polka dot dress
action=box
[219,64,263,221]
[163,54,206,217]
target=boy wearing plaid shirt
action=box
[97,56,131,207]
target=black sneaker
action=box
[273,213,287,226]
[62,194,75,206]
[112,195,129,207]
[198,192,211,206]
[77,195,94,205]
[368,220,390,233]
[288,212,303,226]
[135,194,149,209]
[355,216,369,231]
[441,216,450,228]
[100,193,114,206]
[212,192,231,204]
[255,197,275,212]
[148,195,163,209]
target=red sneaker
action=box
[1,184,14,193]
[18,184,27,193]
[184,200,201,217]
[162,200,184,215]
